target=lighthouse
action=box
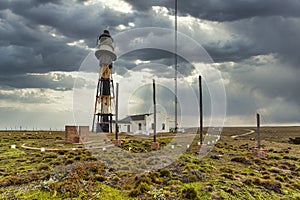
[92,30,117,132]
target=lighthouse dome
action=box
[95,30,117,61]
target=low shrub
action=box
[219,167,234,174]
[37,164,50,171]
[57,180,80,198]
[262,175,271,179]
[160,169,171,178]
[138,182,151,193]
[111,174,121,182]
[129,182,150,197]
[181,187,197,199]
[128,188,140,197]
[167,180,182,186]
[94,174,107,182]
[252,178,282,193]
[275,175,285,182]
[188,174,199,182]
[231,156,251,165]
[135,175,152,186]
[151,176,163,184]
[221,173,234,180]
[289,137,300,144]
[1,175,23,186]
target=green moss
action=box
[187,174,199,183]
[151,176,163,184]
[129,182,151,197]
[0,148,26,160]
[231,156,251,165]
[16,189,61,200]
[96,183,134,200]
[186,163,201,170]
[37,164,50,171]
[221,173,234,180]
[135,175,152,185]
[1,130,300,200]
[181,186,197,199]
[95,174,107,182]
[167,179,182,186]
[159,169,171,178]
[275,175,285,182]
[219,167,235,174]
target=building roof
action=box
[119,113,152,123]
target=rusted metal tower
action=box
[92,30,117,132]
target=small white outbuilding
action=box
[116,113,170,135]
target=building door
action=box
[127,125,130,132]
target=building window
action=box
[138,123,142,130]
[162,123,165,130]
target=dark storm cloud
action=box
[2,0,300,76]
[204,39,262,63]
[0,0,171,79]
[0,9,87,75]
[124,0,300,21]
[5,0,135,43]
[0,0,136,76]
[219,57,300,123]
[120,49,174,63]
[1,0,300,127]
[199,15,300,66]
[244,64,300,106]
[179,0,300,22]
[0,73,76,91]
[0,0,62,9]
[0,0,135,97]
[229,16,300,67]
[117,49,196,77]
[122,0,300,66]
[122,0,172,11]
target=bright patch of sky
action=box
[84,0,133,13]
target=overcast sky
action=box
[1,0,300,130]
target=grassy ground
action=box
[0,127,299,199]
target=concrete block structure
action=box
[253,147,268,158]
[65,125,90,143]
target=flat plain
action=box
[0,126,299,199]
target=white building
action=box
[116,113,170,135]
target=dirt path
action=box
[21,143,82,151]
[231,129,255,139]
[21,143,114,152]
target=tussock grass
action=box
[0,127,300,199]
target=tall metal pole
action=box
[174,0,178,132]
[257,113,261,148]
[199,76,203,145]
[153,79,157,143]
[115,83,119,140]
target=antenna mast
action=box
[174,0,178,132]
